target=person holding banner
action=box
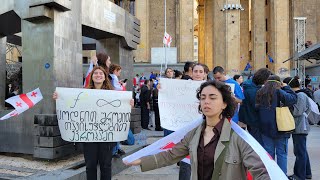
[53,66,115,180]
[126,80,270,180]
[161,67,177,135]
[192,63,208,81]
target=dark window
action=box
[249,31,251,41]
[266,42,268,53]
[83,57,88,64]
[266,19,268,31]
[265,0,268,5]
[249,51,252,61]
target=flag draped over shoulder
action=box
[123,118,202,164]
[1,88,43,120]
[123,119,288,180]
[163,31,172,47]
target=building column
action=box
[212,0,226,68]
[251,0,266,70]
[204,0,213,69]
[97,37,134,89]
[270,0,290,77]
[240,0,250,71]
[133,0,149,63]
[0,37,6,110]
[225,0,241,75]
[197,3,205,64]
[178,0,194,63]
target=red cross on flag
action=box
[83,61,94,88]
[163,31,172,47]
[122,118,203,165]
[1,88,43,120]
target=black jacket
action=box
[139,85,151,107]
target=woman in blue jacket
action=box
[255,75,297,175]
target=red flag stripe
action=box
[19,94,34,108]
[84,73,91,88]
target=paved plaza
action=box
[113,125,320,180]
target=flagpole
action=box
[164,0,167,69]
[160,44,164,78]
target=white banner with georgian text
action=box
[55,87,132,142]
[158,78,204,131]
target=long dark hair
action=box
[256,75,281,107]
[196,80,237,119]
[88,66,114,90]
[97,53,110,72]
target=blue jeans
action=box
[261,134,288,174]
[179,161,191,180]
[292,134,312,179]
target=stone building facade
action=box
[133,0,194,64]
[133,0,320,77]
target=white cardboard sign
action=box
[55,87,132,142]
[158,79,204,131]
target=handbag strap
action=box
[276,89,280,107]
[276,89,283,107]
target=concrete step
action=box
[112,164,179,180]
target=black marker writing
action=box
[96,99,121,108]
[70,92,83,108]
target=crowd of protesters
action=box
[51,54,320,180]
[128,61,320,180]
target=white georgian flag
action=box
[123,119,288,180]
[83,61,94,88]
[163,31,172,47]
[1,88,43,120]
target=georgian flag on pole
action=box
[83,61,94,88]
[123,119,288,180]
[0,88,43,120]
[163,31,172,47]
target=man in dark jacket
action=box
[239,68,271,145]
[181,62,194,80]
[140,80,151,130]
